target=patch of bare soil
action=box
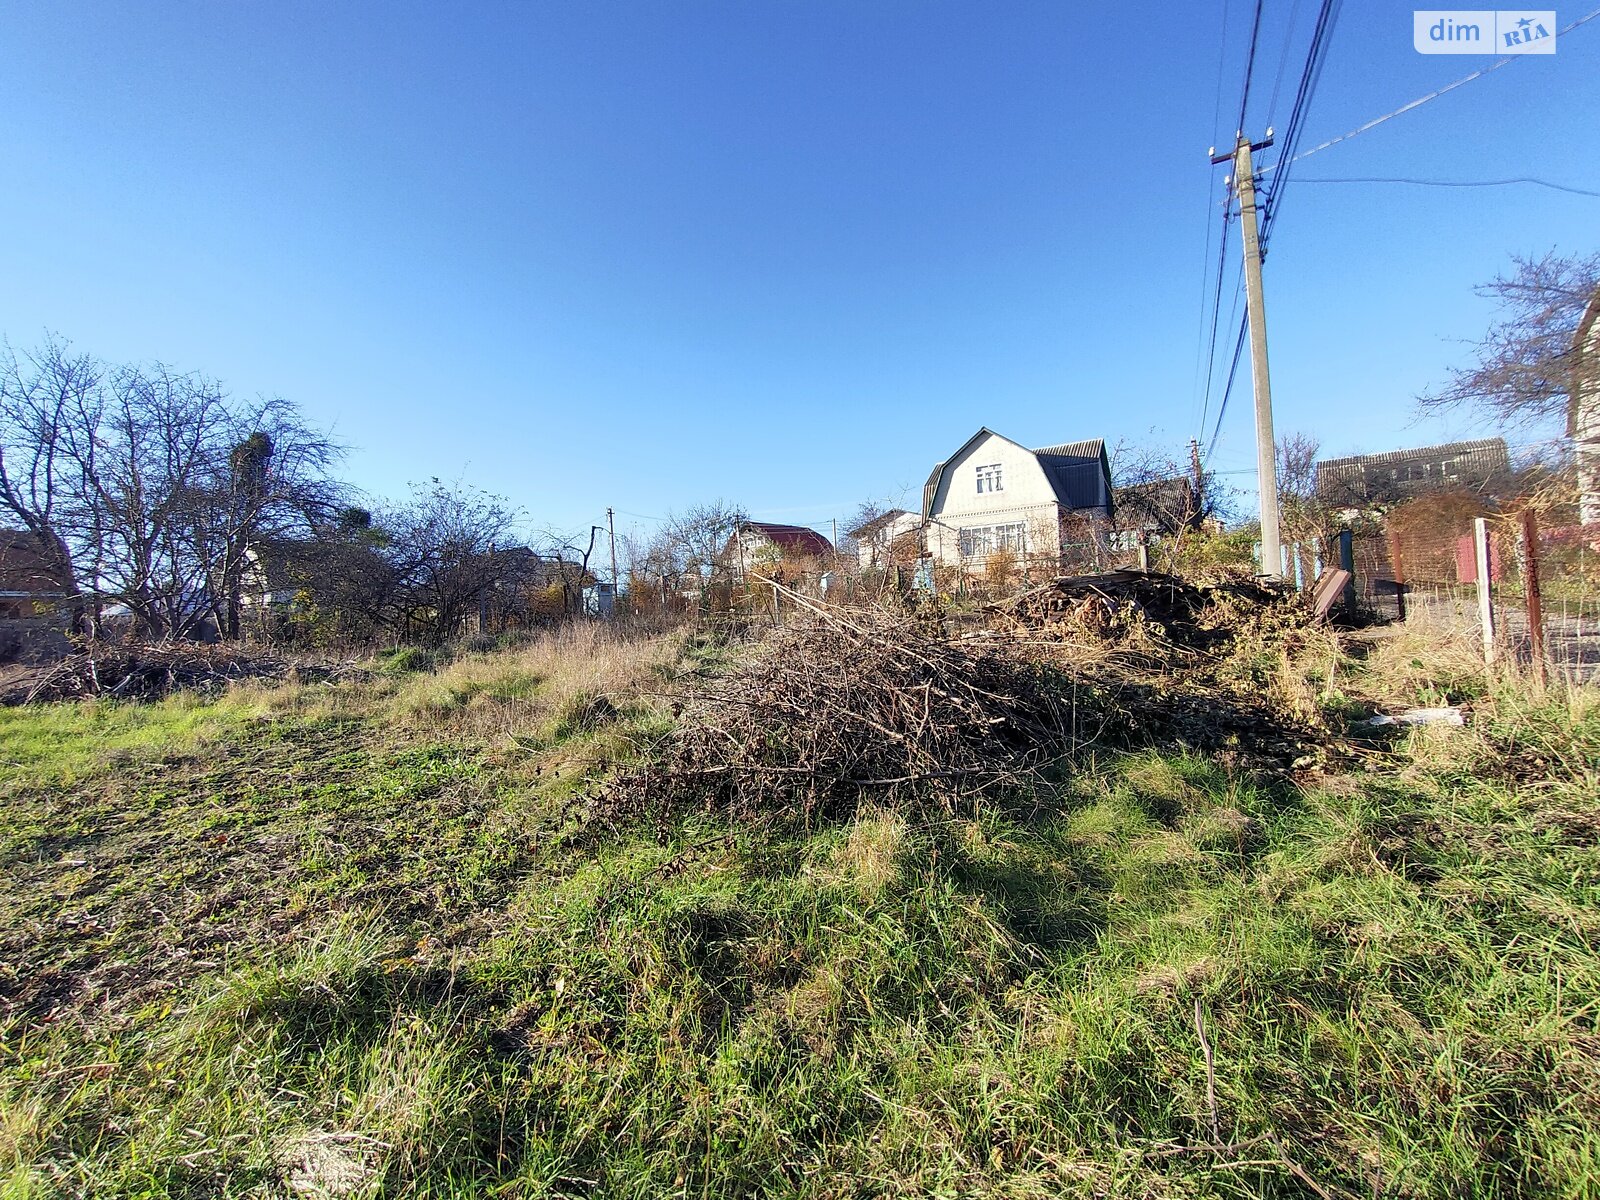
[0,722,497,1028]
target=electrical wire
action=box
[1197,208,1234,438]
[1260,0,1342,248]
[1203,0,1329,452]
[1191,176,1223,429]
[1289,175,1600,198]
[1261,7,1600,176]
[1235,0,1266,134]
[1194,0,1239,442]
[1206,313,1250,458]
[1265,0,1307,118]
[1210,0,1233,149]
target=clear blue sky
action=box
[4,1,1597,544]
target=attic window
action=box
[976,464,1003,494]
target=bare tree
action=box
[194,397,346,638]
[377,480,524,645]
[1275,431,1331,552]
[0,337,100,609]
[662,500,748,588]
[1,338,344,639]
[1421,251,1600,430]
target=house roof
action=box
[1113,476,1200,533]
[1314,438,1512,503]
[1316,438,1509,474]
[922,429,1112,517]
[848,509,914,539]
[739,521,834,557]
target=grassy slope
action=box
[2,626,1599,1199]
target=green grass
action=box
[2,638,1599,1198]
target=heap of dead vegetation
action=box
[990,569,1308,653]
[0,641,366,705]
[608,581,1328,827]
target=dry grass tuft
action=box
[825,808,907,899]
[391,623,675,744]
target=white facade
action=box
[854,510,921,568]
[923,429,1110,569]
[1575,290,1600,529]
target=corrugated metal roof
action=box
[1316,438,1507,473]
[740,521,834,557]
[1032,439,1105,459]
[1032,439,1111,512]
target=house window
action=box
[975,464,1003,494]
[959,523,1025,557]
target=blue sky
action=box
[3,2,1597,545]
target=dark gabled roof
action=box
[922,429,1112,517]
[1032,439,1110,512]
[849,509,914,539]
[739,521,834,557]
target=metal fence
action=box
[1374,508,1600,685]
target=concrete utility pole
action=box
[1188,437,1205,519]
[606,507,619,594]
[1212,131,1282,577]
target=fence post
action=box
[1473,516,1495,667]
[1388,524,1414,620]
[1519,508,1547,687]
[1337,529,1356,610]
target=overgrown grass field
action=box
[3,621,1599,1198]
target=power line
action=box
[1210,0,1233,147]
[1191,176,1223,430]
[1205,313,1250,457]
[1261,7,1600,176]
[1235,0,1267,133]
[1265,0,1307,118]
[1195,0,1235,435]
[1197,207,1234,439]
[1259,0,1342,248]
[1291,175,1600,198]
[1203,0,1327,449]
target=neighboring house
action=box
[729,521,835,574]
[1573,285,1600,528]
[849,509,921,569]
[920,429,1113,568]
[1315,438,1511,508]
[0,529,72,619]
[241,543,300,612]
[1110,476,1202,550]
[1,529,75,663]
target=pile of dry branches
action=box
[609,587,1325,826]
[1,642,364,705]
[992,570,1306,652]
[609,602,1100,824]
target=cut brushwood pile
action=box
[990,570,1309,653]
[609,582,1328,827]
[0,642,366,705]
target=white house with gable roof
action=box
[921,428,1113,569]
